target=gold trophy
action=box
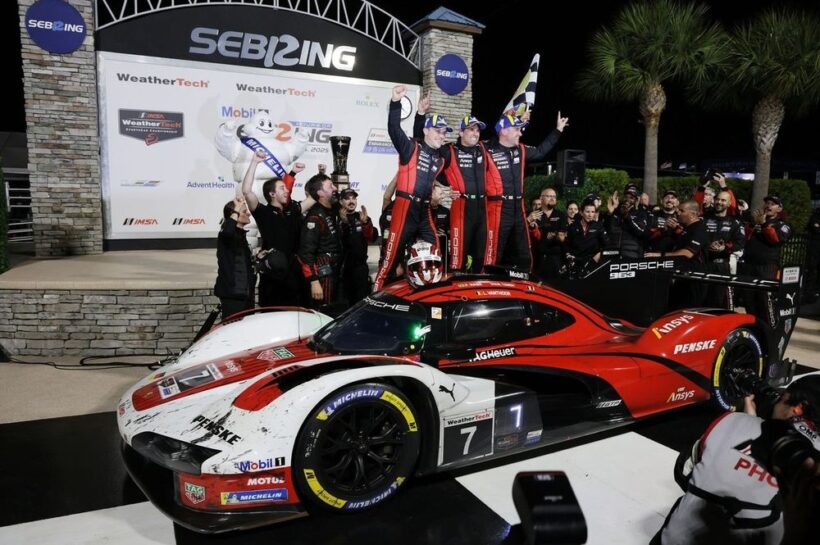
[329,136,351,192]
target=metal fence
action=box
[4,178,33,243]
[781,233,807,269]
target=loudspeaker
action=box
[558,149,586,187]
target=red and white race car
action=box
[118,267,800,533]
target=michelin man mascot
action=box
[215,110,308,247]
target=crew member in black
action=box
[241,149,305,307]
[704,190,746,308]
[646,200,708,308]
[527,186,567,279]
[741,195,791,322]
[298,174,342,308]
[484,111,568,271]
[338,188,377,307]
[214,197,254,320]
[601,183,648,259]
[646,190,682,253]
[566,200,608,271]
[373,85,446,291]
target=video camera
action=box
[736,371,820,489]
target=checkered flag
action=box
[503,54,540,117]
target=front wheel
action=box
[711,328,764,411]
[293,383,421,512]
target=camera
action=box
[700,168,723,184]
[751,418,819,489]
[254,248,289,279]
[733,369,782,419]
[512,471,587,545]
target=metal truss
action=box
[95,0,420,66]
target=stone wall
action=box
[0,289,218,356]
[417,28,475,139]
[18,0,103,256]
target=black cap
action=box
[585,192,600,202]
[339,188,359,199]
[763,194,782,206]
[624,183,639,197]
[662,189,678,198]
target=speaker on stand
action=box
[557,149,586,187]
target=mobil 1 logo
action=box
[442,410,493,464]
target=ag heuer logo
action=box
[172,217,206,225]
[119,110,184,145]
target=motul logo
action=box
[123,218,158,225]
[172,218,206,225]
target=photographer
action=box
[654,375,820,545]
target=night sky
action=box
[4,1,819,176]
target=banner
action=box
[98,52,420,240]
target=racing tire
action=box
[711,328,764,411]
[293,382,421,512]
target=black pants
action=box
[342,263,371,307]
[450,198,487,272]
[220,297,253,320]
[258,262,303,308]
[496,202,532,272]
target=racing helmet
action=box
[405,241,443,289]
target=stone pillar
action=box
[19,0,102,256]
[412,10,483,141]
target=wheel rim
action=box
[315,402,407,496]
[717,335,762,407]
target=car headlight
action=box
[132,432,220,475]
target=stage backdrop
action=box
[96,4,420,243]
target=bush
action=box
[524,168,631,210]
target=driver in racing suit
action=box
[484,111,568,271]
[373,85,447,291]
[653,375,820,545]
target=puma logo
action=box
[786,292,795,305]
[438,383,456,402]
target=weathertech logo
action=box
[123,218,158,225]
[172,218,206,225]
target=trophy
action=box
[329,136,351,192]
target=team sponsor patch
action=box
[782,267,800,284]
[470,347,516,362]
[234,457,286,472]
[158,376,180,399]
[673,339,716,354]
[184,482,205,504]
[246,474,285,486]
[431,307,442,320]
[652,314,695,338]
[525,429,543,445]
[666,386,695,403]
[220,488,288,505]
[444,410,493,427]
[257,347,295,361]
[475,290,511,296]
[595,400,623,409]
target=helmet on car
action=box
[405,241,443,289]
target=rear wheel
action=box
[711,328,764,410]
[293,383,420,512]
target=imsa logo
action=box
[172,218,206,225]
[123,218,158,225]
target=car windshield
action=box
[312,293,429,355]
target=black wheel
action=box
[711,328,764,410]
[293,383,421,512]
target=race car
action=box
[117,265,801,534]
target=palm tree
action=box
[576,0,729,202]
[723,9,820,209]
